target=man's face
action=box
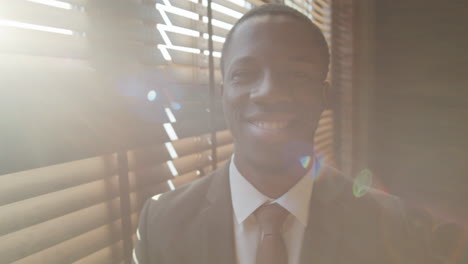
[222,15,328,171]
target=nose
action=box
[250,72,293,104]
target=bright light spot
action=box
[353,169,373,198]
[163,123,178,140]
[165,142,178,159]
[158,8,173,26]
[202,16,233,30]
[226,0,247,7]
[202,33,226,43]
[157,24,200,37]
[0,20,73,35]
[167,45,201,54]
[171,102,182,110]
[196,170,201,175]
[167,179,176,190]
[164,107,177,123]
[133,249,139,264]
[211,2,243,19]
[159,44,201,55]
[166,161,178,176]
[156,4,199,20]
[152,193,162,201]
[300,156,312,169]
[203,50,221,58]
[158,28,173,46]
[136,228,141,241]
[27,0,72,9]
[158,45,172,61]
[147,90,157,101]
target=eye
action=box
[231,70,258,83]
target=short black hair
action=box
[220,3,330,76]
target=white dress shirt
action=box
[229,157,316,264]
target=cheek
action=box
[223,88,250,118]
[295,93,325,116]
[222,98,243,134]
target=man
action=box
[133,4,438,264]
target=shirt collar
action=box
[229,156,315,227]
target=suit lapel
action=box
[199,164,236,264]
[300,164,348,264]
[194,162,350,264]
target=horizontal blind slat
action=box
[165,12,229,38]
[314,130,334,143]
[0,27,88,59]
[165,31,223,53]
[71,240,124,264]
[311,0,328,18]
[0,197,122,263]
[312,18,331,33]
[129,163,174,190]
[315,0,331,9]
[0,193,142,264]
[172,170,201,188]
[127,129,232,172]
[171,130,233,157]
[311,12,330,25]
[11,215,130,264]
[202,157,231,174]
[0,154,117,206]
[213,0,249,14]
[315,123,333,135]
[0,0,88,32]
[0,174,120,236]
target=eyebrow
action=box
[226,56,257,74]
[229,56,256,66]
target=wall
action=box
[369,0,468,223]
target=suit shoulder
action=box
[144,170,218,221]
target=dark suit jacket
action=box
[133,163,439,264]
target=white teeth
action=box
[252,121,289,130]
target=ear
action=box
[322,80,331,110]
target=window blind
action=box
[0,0,334,263]
[0,0,249,263]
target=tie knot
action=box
[254,203,289,235]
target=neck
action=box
[234,154,311,199]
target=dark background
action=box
[371,0,468,225]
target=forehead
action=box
[223,15,324,70]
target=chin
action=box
[247,149,300,172]
[249,156,289,173]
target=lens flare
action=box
[353,169,373,198]
[171,102,182,110]
[300,155,312,169]
[147,90,157,101]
